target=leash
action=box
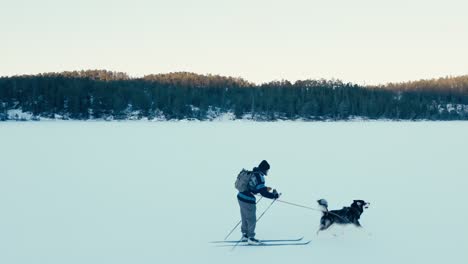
[270,197,352,224]
[253,195,321,212]
[275,199,323,212]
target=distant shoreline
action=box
[1,71,468,121]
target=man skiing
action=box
[237,160,280,245]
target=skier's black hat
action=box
[258,160,270,173]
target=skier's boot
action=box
[241,234,248,242]
[248,237,262,245]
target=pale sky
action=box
[1,0,467,85]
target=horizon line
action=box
[2,69,467,87]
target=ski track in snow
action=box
[1,121,467,264]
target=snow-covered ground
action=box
[1,121,467,264]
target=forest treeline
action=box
[1,70,467,121]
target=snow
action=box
[1,121,467,264]
[438,103,468,114]
[6,109,34,120]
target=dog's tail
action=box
[317,199,328,213]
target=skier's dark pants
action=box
[238,199,256,238]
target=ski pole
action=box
[224,221,241,241]
[224,196,263,240]
[255,197,277,223]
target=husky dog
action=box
[317,199,370,234]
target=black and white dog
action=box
[316,199,370,234]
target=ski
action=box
[215,240,311,247]
[211,237,303,243]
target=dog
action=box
[316,199,370,234]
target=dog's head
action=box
[352,200,370,210]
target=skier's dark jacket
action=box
[237,167,276,204]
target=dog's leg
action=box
[353,220,362,227]
[316,225,327,235]
[317,218,332,235]
[316,224,325,235]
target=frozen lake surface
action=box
[1,121,467,264]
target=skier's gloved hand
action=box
[272,189,281,199]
